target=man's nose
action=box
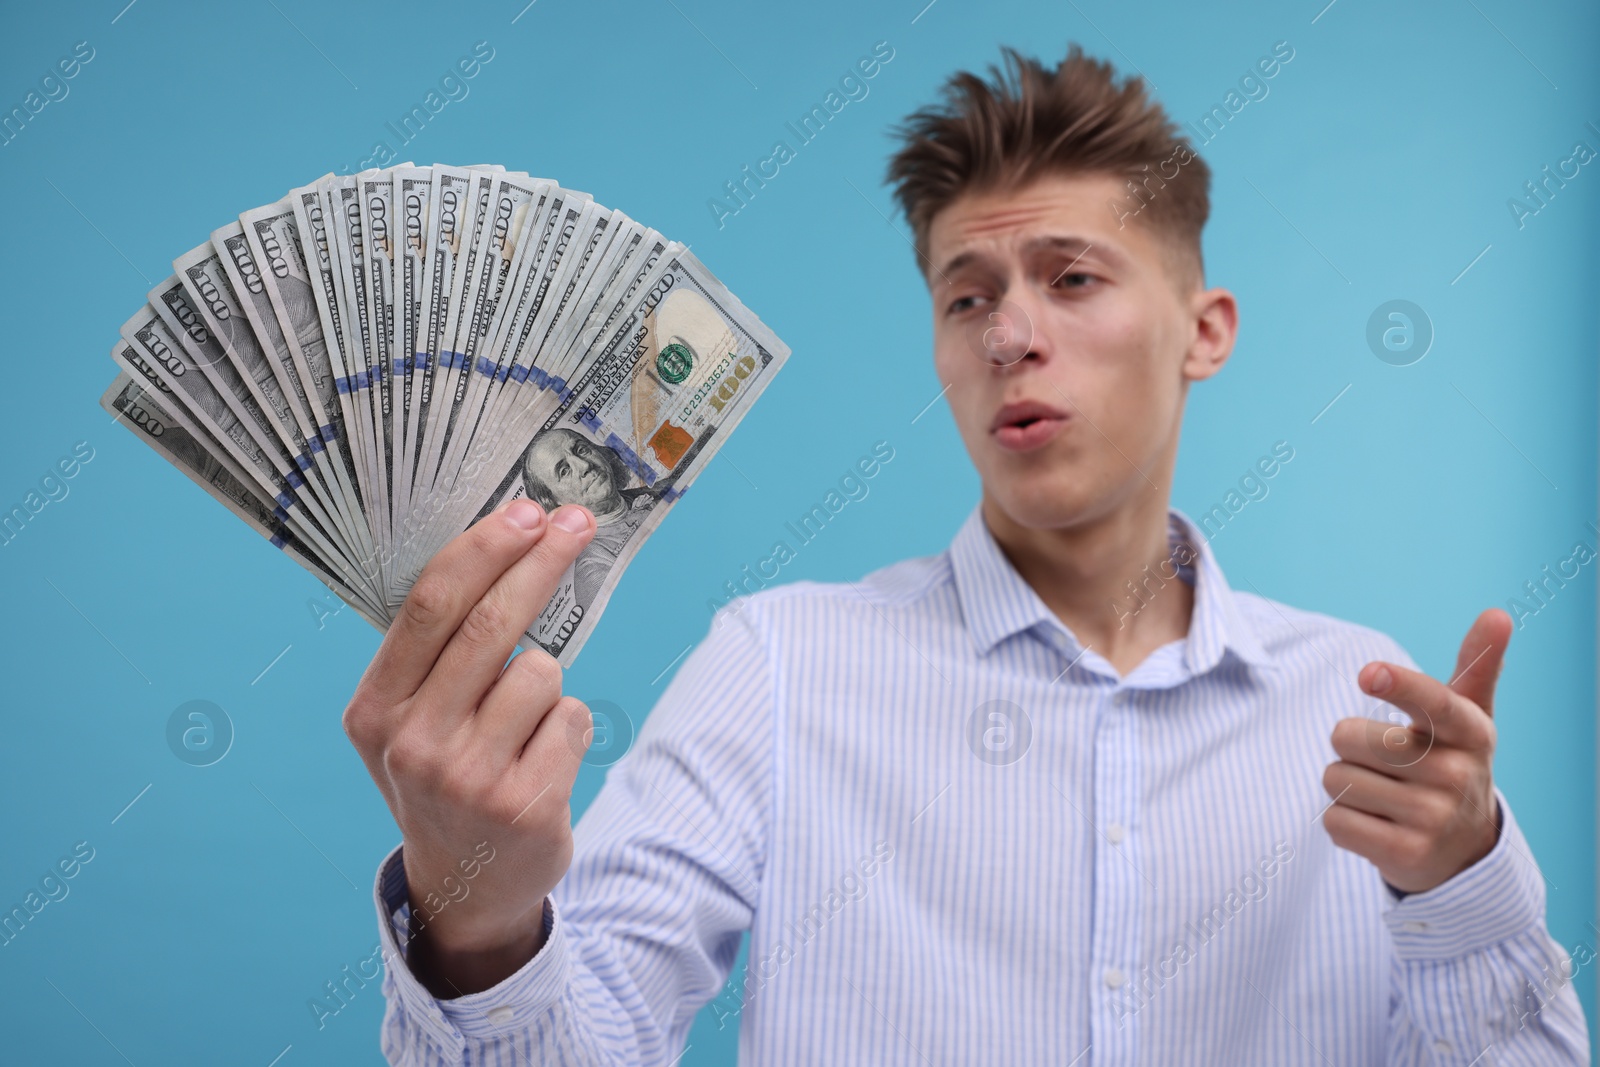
[973,286,1050,369]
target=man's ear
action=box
[1182,286,1238,384]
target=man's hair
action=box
[885,44,1210,290]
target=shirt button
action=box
[1106,822,1126,844]
[1433,1038,1453,1054]
[1401,920,1428,934]
[486,1004,515,1025]
[1104,967,1126,989]
[1112,690,1130,705]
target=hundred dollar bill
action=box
[237,197,380,583]
[389,170,541,593]
[395,167,515,588]
[212,219,379,576]
[162,253,370,577]
[428,208,643,552]
[407,166,521,511]
[429,249,790,665]
[399,219,674,582]
[521,209,636,386]
[327,174,393,583]
[423,174,564,536]
[289,177,384,575]
[358,169,400,552]
[101,372,387,624]
[543,225,658,374]
[395,187,593,580]
[109,338,265,505]
[393,164,471,573]
[113,304,370,597]
[462,180,566,405]
[470,234,673,496]
[387,165,430,551]
[455,227,675,522]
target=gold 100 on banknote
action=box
[99,164,792,666]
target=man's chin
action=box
[979,467,1124,532]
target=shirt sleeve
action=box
[372,598,776,1065]
[1375,639,1590,1064]
[1384,786,1590,1064]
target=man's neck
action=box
[980,491,1194,679]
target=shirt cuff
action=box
[372,842,573,1050]
[1382,785,1547,960]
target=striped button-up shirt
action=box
[370,504,1589,1065]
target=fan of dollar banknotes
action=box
[99,164,790,665]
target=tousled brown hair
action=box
[886,44,1210,290]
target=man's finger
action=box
[1324,759,1425,824]
[1333,715,1435,775]
[471,647,567,763]
[418,504,595,713]
[1322,801,1425,873]
[1359,660,1493,754]
[514,693,593,802]
[1448,608,1512,718]
[357,500,551,710]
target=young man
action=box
[342,45,1590,1065]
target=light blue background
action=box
[0,0,1594,1062]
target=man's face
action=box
[926,171,1234,532]
[526,430,622,513]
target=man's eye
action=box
[1052,272,1095,289]
[556,461,569,478]
[947,294,987,315]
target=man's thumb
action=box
[1449,608,1512,717]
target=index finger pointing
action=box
[1361,659,1495,754]
[356,500,550,708]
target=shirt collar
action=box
[947,503,1272,677]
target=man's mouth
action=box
[990,399,1070,452]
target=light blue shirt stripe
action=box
[371,504,1589,1065]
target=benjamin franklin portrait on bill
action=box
[518,427,659,607]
